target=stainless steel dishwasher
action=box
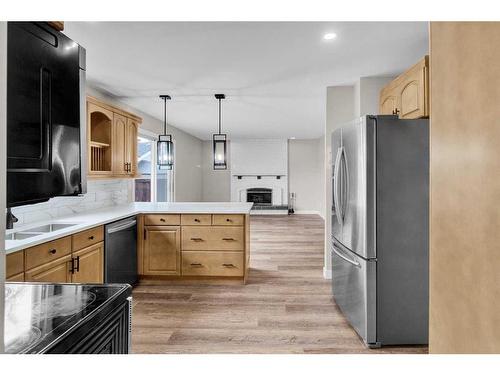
[105,216,138,286]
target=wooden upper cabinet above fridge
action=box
[379,56,429,119]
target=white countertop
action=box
[5,202,253,254]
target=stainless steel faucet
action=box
[6,208,18,229]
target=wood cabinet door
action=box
[7,272,25,282]
[125,118,138,175]
[398,57,429,119]
[399,70,425,119]
[25,255,72,283]
[143,226,181,275]
[112,113,127,175]
[71,243,104,284]
[379,88,399,115]
[6,251,24,279]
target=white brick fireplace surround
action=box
[230,139,288,214]
[231,176,288,206]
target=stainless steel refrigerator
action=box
[331,115,429,348]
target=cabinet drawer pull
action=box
[222,263,235,268]
[49,249,57,255]
[222,238,235,241]
[75,256,80,272]
[190,263,203,267]
[70,257,76,274]
[190,237,203,242]
[194,218,201,223]
[88,235,94,240]
[160,218,166,222]
[226,218,232,222]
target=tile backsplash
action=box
[11,179,133,228]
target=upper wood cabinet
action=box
[379,56,429,119]
[87,96,142,178]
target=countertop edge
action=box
[5,203,253,254]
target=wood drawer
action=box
[181,214,212,226]
[6,251,24,278]
[144,214,181,226]
[7,272,25,282]
[25,236,72,270]
[72,226,104,251]
[212,214,244,226]
[182,251,244,277]
[181,226,244,251]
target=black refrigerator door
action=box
[7,22,82,207]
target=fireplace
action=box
[247,188,272,206]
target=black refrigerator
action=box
[7,22,86,207]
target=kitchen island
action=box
[5,202,253,284]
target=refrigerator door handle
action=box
[339,147,349,222]
[332,243,361,268]
[333,147,343,226]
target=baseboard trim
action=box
[323,267,332,280]
[293,210,321,216]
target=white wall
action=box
[288,138,324,215]
[0,21,7,353]
[231,139,288,176]
[87,86,203,202]
[324,86,355,278]
[201,140,231,202]
[355,76,395,117]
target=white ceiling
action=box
[65,22,429,140]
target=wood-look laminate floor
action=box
[131,214,428,354]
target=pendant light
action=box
[158,94,174,170]
[213,94,227,170]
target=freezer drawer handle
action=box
[332,243,361,268]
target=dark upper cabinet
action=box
[7,22,86,207]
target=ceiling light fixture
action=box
[157,95,174,170]
[213,94,228,170]
[323,32,337,40]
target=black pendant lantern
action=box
[213,94,227,170]
[158,95,174,170]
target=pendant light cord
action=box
[163,97,167,135]
[218,98,222,135]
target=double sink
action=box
[6,223,77,241]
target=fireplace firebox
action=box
[246,188,272,206]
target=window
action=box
[134,130,174,202]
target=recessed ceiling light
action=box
[323,33,337,41]
[290,137,296,140]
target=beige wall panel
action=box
[430,22,500,353]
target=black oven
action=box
[7,22,86,207]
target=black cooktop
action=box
[4,283,130,354]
